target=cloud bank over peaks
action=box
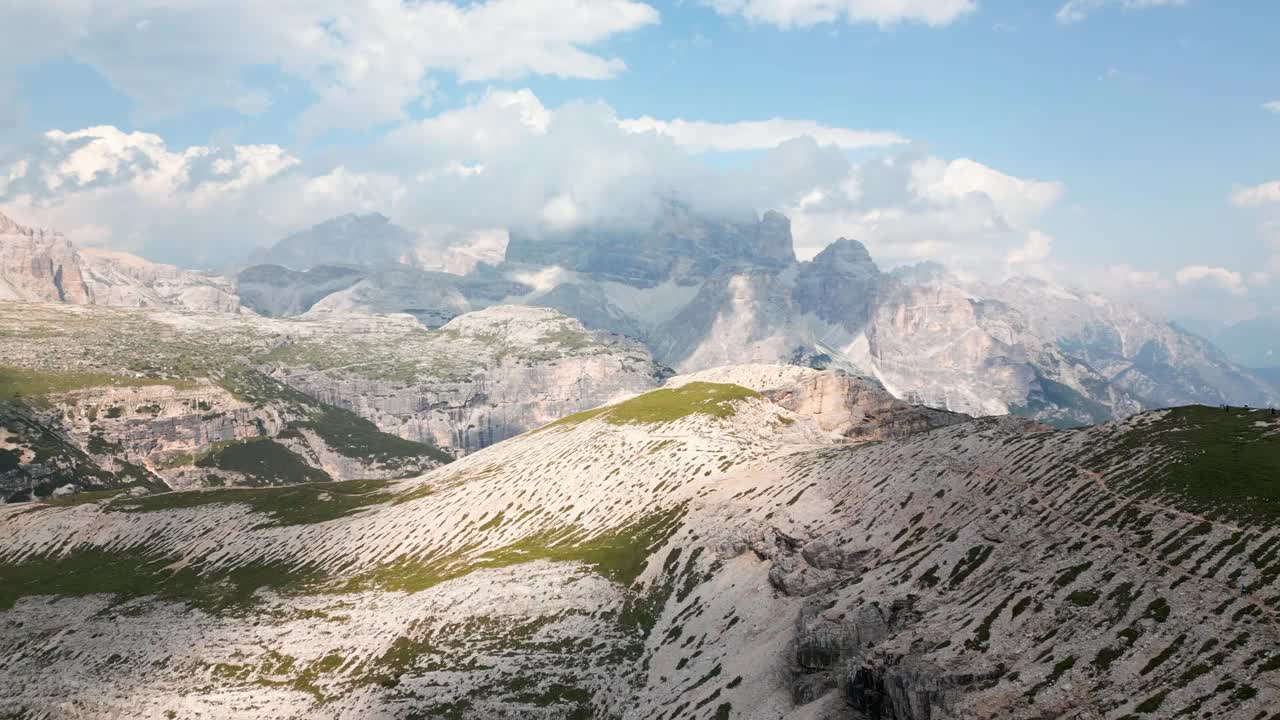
[786,151,1066,279]
[1,87,1066,284]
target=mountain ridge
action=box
[2,366,1278,718]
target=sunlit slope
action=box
[1,370,1278,719]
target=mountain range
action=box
[233,207,1279,427]
[3,207,1280,718]
[4,207,1276,433]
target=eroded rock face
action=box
[79,248,243,313]
[793,238,884,335]
[272,306,670,454]
[1,373,445,499]
[667,365,970,442]
[0,213,91,304]
[844,658,1003,720]
[0,212,243,313]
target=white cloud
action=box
[0,125,326,264]
[0,0,658,134]
[617,116,906,152]
[1264,101,1280,114]
[1099,264,1170,291]
[1176,265,1247,295]
[540,194,580,228]
[909,157,1064,223]
[705,0,976,28]
[1056,0,1186,24]
[786,151,1066,271]
[1231,181,1280,207]
[1005,230,1053,267]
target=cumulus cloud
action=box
[705,0,976,28]
[909,157,1064,223]
[0,125,341,264]
[1264,101,1280,114]
[0,0,658,133]
[1231,181,1280,207]
[1056,0,1186,25]
[618,117,907,153]
[1176,265,1247,295]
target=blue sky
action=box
[0,0,1277,328]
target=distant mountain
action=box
[236,264,366,317]
[493,208,1279,426]
[1211,315,1280,370]
[11,206,1273,426]
[248,212,417,270]
[506,202,795,287]
[0,211,243,313]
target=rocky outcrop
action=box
[668,365,970,441]
[0,212,243,313]
[270,305,669,454]
[0,212,91,303]
[0,301,667,464]
[79,248,243,313]
[1,369,447,498]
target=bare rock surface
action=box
[2,369,1277,718]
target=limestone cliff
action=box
[0,212,91,303]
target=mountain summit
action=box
[249,212,418,271]
[505,203,796,288]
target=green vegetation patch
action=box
[347,504,687,594]
[0,365,195,404]
[296,406,451,467]
[1087,406,1280,523]
[1068,589,1100,607]
[194,437,329,485]
[0,547,323,613]
[545,383,760,429]
[113,478,396,525]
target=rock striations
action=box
[1,366,1278,718]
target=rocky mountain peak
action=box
[808,237,876,272]
[0,215,90,304]
[251,212,416,271]
[0,210,30,236]
[756,210,797,265]
[505,204,798,288]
